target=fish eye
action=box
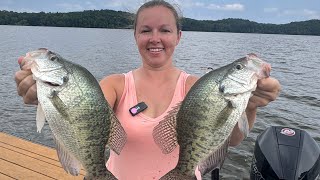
[235,64,244,70]
[50,55,58,61]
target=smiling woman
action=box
[13,0,281,179]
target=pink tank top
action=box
[106,71,190,180]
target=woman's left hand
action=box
[247,77,281,110]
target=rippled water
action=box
[1,25,319,179]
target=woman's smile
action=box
[148,47,164,53]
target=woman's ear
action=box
[176,30,182,45]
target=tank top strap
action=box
[173,71,190,101]
[116,71,136,111]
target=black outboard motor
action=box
[250,126,320,180]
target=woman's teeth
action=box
[149,48,163,52]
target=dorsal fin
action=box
[108,113,127,155]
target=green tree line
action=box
[1,9,319,36]
[0,10,134,29]
[181,18,320,36]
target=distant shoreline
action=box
[1,9,319,36]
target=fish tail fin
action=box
[160,169,196,180]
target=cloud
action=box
[176,1,244,11]
[0,5,39,13]
[56,3,84,12]
[85,1,98,10]
[302,9,319,19]
[177,1,205,8]
[194,2,205,7]
[280,9,319,19]
[264,8,278,13]
[207,3,244,11]
[104,1,122,8]
[261,8,319,22]
[102,0,141,12]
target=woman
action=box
[15,0,280,179]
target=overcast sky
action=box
[1,0,319,24]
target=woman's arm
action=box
[99,74,125,111]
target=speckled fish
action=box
[153,54,271,179]
[23,48,126,180]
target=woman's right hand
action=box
[15,56,38,105]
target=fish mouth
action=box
[219,79,258,98]
[224,89,254,98]
[43,76,68,87]
[246,54,271,78]
[44,81,60,87]
[38,76,67,87]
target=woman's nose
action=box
[149,31,161,43]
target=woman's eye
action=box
[141,29,150,33]
[161,29,171,33]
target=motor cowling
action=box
[250,126,320,180]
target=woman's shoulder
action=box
[185,74,199,94]
[100,74,125,88]
[99,74,125,109]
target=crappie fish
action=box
[153,54,271,179]
[23,48,126,180]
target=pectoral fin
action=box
[49,91,69,118]
[36,103,46,133]
[238,112,250,138]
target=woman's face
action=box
[134,6,181,69]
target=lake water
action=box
[1,25,319,179]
